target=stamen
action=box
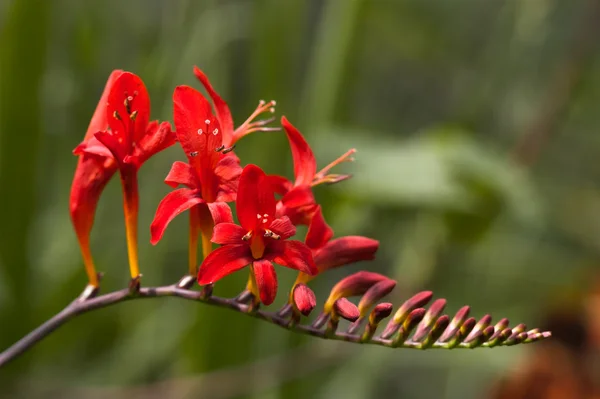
[242,231,252,241]
[213,128,219,135]
[222,145,236,154]
[313,148,357,186]
[190,151,198,157]
[233,99,278,141]
[264,230,280,240]
[129,110,138,121]
[215,145,225,152]
[198,129,203,135]
[124,97,131,114]
[113,110,121,120]
[257,214,262,219]
[262,219,268,223]
[205,119,211,124]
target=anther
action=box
[215,145,225,152]
[190,151,198,157]
[113,110,121,120]
[264,230,280,240]
[222,145,236,154]
[259,100,266,106]
[242,231,252,241]
[129,110,138,121]
[269,107,275,113]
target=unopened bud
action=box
[292,284,316,317]
[358,279,396,317]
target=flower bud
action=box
[333,298,360,322]
[325,271,390,312]
[292,283,317,317]
[358,279,396,317]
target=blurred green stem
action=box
[300,0,363,129]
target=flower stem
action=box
[120,170,140,280]
[188,206,200,275]
[77,235,99,287]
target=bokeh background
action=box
[1,0,600,398]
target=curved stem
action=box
[0,280,550,368]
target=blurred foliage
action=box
[1,0,600,398]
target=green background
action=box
[1,0,598,398]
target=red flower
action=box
[149,85,242,273]
[198,164,317,305]
[151,68,279,274]
[295,206,379,284]
[271,116,356,225]
[193,66,278,148]
[70,70,121,287]
[79,71,175,280]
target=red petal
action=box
[236,164,276,231]
[150,188,204,245]
[267,240,317,275]
[84,70,123,141]
[251,259,278,305]
[173,85,223,168]
[197,244,253,284]
[268,175,293,196]
[207,201,233,225]
[70,157,117,240]
[128,121,176,167]
[212,222,246,245]
[305,206,334,249]
[76,137,114,160]
[281,116,316,186]
[164,161,200,189]
[214,154,242,202]
[106,71,150,144]
[313,236,379,272]
[292,284,317,316]
[269,216,296,240]
[193,66,235,146]
[94,131,128,166]
[281,185,315,209]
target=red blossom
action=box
[150,85,240,247]
[78,71,175,280]
[270,117,356,225]
[198,164,317,305]
[80,72,175,170]
[70,70,121,286]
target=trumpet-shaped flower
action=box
[80,71,175,281]
[198,164,317,305]
[70,70,121,287]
